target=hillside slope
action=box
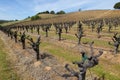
[14,10,120,26]
[2,10,120,26]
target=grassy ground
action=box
[2,9,120,80]
[35,26,120,80]
[0,38,18,80]
[40,42,80,62]
[11,19,120,80]
[40,29,113,49]
[40,41,120,80]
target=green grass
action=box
[82,37,111,48]
[62,34,77,41]
[39,30,113,48]
[29,26,116,50]
[62,33,112,48]
[40,41,120,80]
[40,31,56,37]
[92,65,120,80]
[0,39,19,80]
[40,42,80,62]
[0,52,11,80]
[25,25,120,80]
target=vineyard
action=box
[0,9,120,80]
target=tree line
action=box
[37,10,66,15]
[29,10,66,21]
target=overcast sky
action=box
[0,0,119,20]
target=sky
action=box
[0,0,119,20]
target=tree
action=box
[50,10,55,14]
[56,10,66,14]
[114,2,120,9]
[15,19,18,21]
[31,15,41,21]
[31,16,35,20]
[36,11,49,15]
[45,11,49,14]
[27,16,31,19]
[79,8,81,11]
[34,15,40,20]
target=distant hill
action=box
[37,14,59,19]
[3,9,120,26]
[37,10,120,21]
[0,20,13,24]
[25,14,59,21]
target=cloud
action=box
[0,0,119,20]
[0,5,12,12]
[0,12,14,20]
[82,0,120,10]
[0,8,6,12]
[34,0,92,12]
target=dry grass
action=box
[11,10,120,26]
[0,38,19,80]
[38,14,59,19]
